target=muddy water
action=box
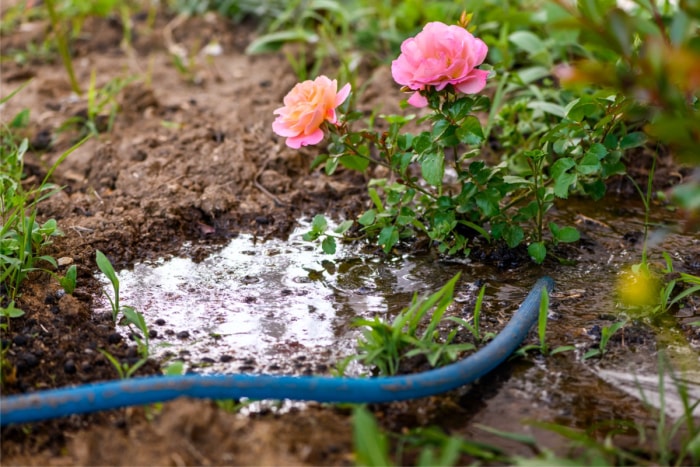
[101,199,700,429]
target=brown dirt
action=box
[1,9,373,465]
[1,5,697,466]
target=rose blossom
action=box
[272,76,351,149]
[391,21,489,107]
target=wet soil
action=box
[1,5,699,466]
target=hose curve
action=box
[1,277,553,426]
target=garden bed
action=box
[1,2,699,465]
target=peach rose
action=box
[272,76,351,149]
[391,22,489,107]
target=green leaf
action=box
[431,119,452,142]
[565,96,600,122]
[352,407,391,467]
[324,156,339,175]
[420,152,444,187]
[619,131,647,150]
[475,189,501,217]
[309,153,329,171]
[10,109,30,129]
[245,29,319,54]
[446,97,474,120]
[550,158,576,198]
[455,116,484,145]
[334,220,354,234]
[413,133,433,153]
[528,242,546,264]
[339,154,369,172]
[310,214,328,233]
[357,209,376,226]
[549,223,580,243]
[503,224,524,248]
[576,152,602,175]
[553,172,576,198]
[527,101,566,118]
[509,31,546,55]
[1,301,24,319]
[378,226,399,253]
[60,264,77,294]
[96,250,119,287]
[321,236,337,254]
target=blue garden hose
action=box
[0,277,553,426]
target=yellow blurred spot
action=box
[617,266,660,308]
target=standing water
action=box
[99,201,700,425]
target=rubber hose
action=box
[0,276,553,426]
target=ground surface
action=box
[1,6,699,466]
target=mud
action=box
[1,4,699,466]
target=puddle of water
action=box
[97,199,700,434]
[595,368,700,419]
[100,223,522,375]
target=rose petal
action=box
[407,92,429,108]
[454,69,489,94]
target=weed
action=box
[95,250,151,362]
[58,71,136,137]
[515,287,574,357]
[517,352,700,465]
[0,301,25,330]
[96,250,122,321]
[1,85,87,300]
[99,349,148,380]
[352,405,507,466]
[353,274,475,375]
[58,264,77,294]
[582,320,627,360]
[352,406,392,466]
[122,305,151,359]
[446,284,495,343]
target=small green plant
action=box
[302,214,353,254]
[446,284,495,343]
[58,264,77,294]
[353,274,475,375]
[59,71,136,137]
[515,287,574,357]
[657,253,700,315]
[518,352,700,465]
[96,249,122,321]
[0,301,25,329]
[122,305,151,359]
[352,405,393,466]
[582,320,627,360]
[99,349,148,380]
[353,405,507,466]
[95,250,151,359]
[1,84,86,300]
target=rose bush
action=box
[390,21,489,108]
[272,75,351,148]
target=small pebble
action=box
[12,335,29,347]
[108,333,122,344]
[176,330,190,339]
[17,352,39,369]
[64,359,77,374]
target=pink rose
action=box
[272,76,351,149]
[391,22,489,108]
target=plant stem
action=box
[44,0,82,96]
